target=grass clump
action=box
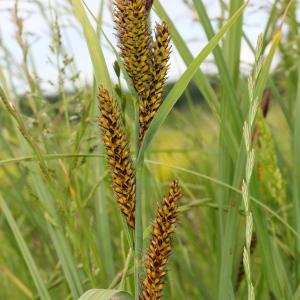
[0,0,299,300]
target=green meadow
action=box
[0,0,299,299]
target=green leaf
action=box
[293,66,300,281]
[217,28,286,299]
[0,195,52,300]
[71,0,117,281]
[79,289,133,300]
[154,0,220,118]
[71,0,112,93]
[192,0,242,135]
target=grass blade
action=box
[192,0,242,127]
[217,28,286,299]
[154,0,219,118]
[79,289,133,300]
[71,0,111,93]
[71,0,116,280]
[293,66,300,281]
[0,194,52,300]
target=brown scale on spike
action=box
[139,21,171,141]
[114,0,153,97]
[114,0,171,142]
[98,86,135,228]
[140,180,182,300]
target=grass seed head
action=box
[141,179,182,300]
[114,0,171,142]
[114,0,153,97]
[98,86,135,228]
[139,21,171,141]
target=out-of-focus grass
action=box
[0,0,299,299]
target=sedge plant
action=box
[0,0,299,300]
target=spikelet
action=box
[98,86,135,228]
[235,232,257,292]
[139,22,171,141]
[114,0,153,96]
[141,180,182,300]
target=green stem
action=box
[135,163,144,299]
[134,100,143,299]
[293,67,300,282]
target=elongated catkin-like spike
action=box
[98,86,135,228]
[114,0,153,97]
[114,0,171,142]
[139,21,171,141]
[140,180,182,300]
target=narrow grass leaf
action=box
[79,289,133,300]
[71,0,112,93]
[0,195,52,300]
[293,67,300,281]
[192,0,242,127]
[154,0,219,117]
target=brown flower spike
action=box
[141,180,182,300]
[114,0,153,97]
[98,86,135,228]
[114,0,171,142]
[139,21,171,141]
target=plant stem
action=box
[134,101,143,299]
[135,163,144,299]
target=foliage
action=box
[0,0,299,299]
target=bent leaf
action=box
[79,289,133,300]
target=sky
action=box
[0,0,271,94]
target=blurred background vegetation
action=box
[0,0,299,299]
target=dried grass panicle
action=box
[139,21,171,141]
[114,0,153,97]
[141,179,182,300]
[98,86,135,228]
